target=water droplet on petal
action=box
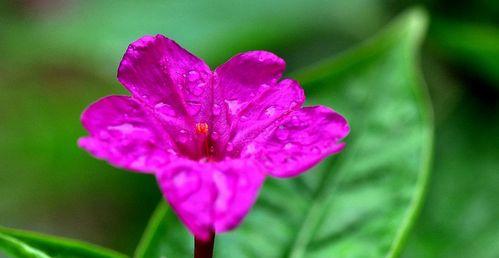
[264,106,276,117]
[186,101,202,115]
[178,129,189,143]
[259,83,270,91]
[108,123,135,134]
[284,143,294,150]
[290,101,299,108]
[213,104,221,115]
[173,171,192,187]
[275,125,289,140]
[225,99,242,115]
[154,102,176,116]
[131,156,147,168]
[211,131,219,140]
[295,131,313,144]
[160,58,169,72]
[240,115,249,122]
[187,70,200,82]
[263,155,274,167]
[189,83,205,96]
[284,156,298,163]
[99,131,110,139]
[226,142,234,152]
[245,143,257,154]
[311,146,321,154]
[291,115,300,126]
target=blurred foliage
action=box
[429,19,499,86]
[402,76,499,258]
[0,0,498,258]
[0,226,126,258]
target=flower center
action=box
[195,122,212,160]
[195,122,209,135]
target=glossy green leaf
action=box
[429,18,499,87]
[134,203,191,258]
[0,226,127,258]
[135,8,433,258]
[402,81,499,258]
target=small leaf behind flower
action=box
[0,226,127,258]
[135,7,433,258]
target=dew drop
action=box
[167,149,178,155]
[131,156,147,168]
[189,83,205,96]
[225,99,242,115]
[291,115,300,126]
[213,104,221,115]
[259,83,270,91]
[245,143,257,154]
[159,58,169,72]
[283,143,294,150]
[173,171,189,187]
[311,146,321,154]
[99,131,110,139]
[108,123,135,134]
[289,101,299,108]
[240,115,249,122]
[186,101,202,115]
[263,156,273,167]
[264,106,276,117]
[211,131,219,140]
[154,102,176,116]
[187,70,200,82]
[226,142,234,152]
[275,125,289,140]
[178,129,189,143]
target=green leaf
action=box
[135,8,433,258]
[429,18,499,87]
[402,78,499,258]
[0,226,127,258]
[134,203,191,258]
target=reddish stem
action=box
[194,233,215,258]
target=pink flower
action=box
[78,35,349,240]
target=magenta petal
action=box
[211,51,288,157]
[242,106,350,178]
[214,51,285,106]
[156,159,265,240]
[229,79,305,156]
[117,35,213,158]
[78,95,174,173]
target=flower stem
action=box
[194,233,215,258]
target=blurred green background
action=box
[0,1,497,258]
